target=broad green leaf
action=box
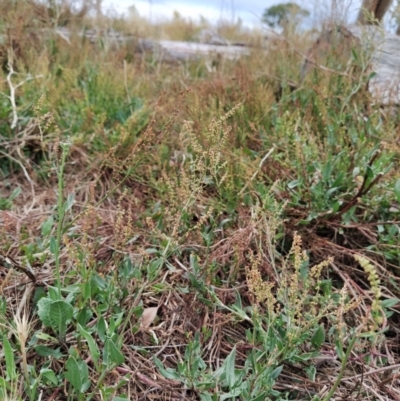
[34,346,64,359]
[49,236,57,255]
[381,298,400,308]
[220,387,242,400]
[83,280,91,302]
[322,161,332,181]
[41,216,54,237]
[292,352,318,362]
[47,287,60,301]
[64,193,75,212]
[250,393,270,401]
[288,179,300,189]
[153,357,181,380]
[65,357,90,392]
[250,392,270,401]
[2,336,16,381]
[335,339,344,360]
[49,300,73,337]
[326,187,338,197]
[388,224,399,237]
[199,394,213,401]
[34,331,57,341]
[40,368,58,385]
[37,297,53,327]
[65,357,83,392]
[77,307,92,326]
[78,324,100,366]
[97,316,107,342]
[103,339,124,366]
[9,187,21,201]
[305,365,316,381]
[311,324,325,349]
[224,345,237,388]
[270,365,283,380]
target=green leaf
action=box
[381,298,400,308]
[9,187,21,201]
[394,179,400,203]
[292,352,318,362]
[288,179,300,189]
[388,224,399,238]
[335,339,344,360]
[270,365,283,380]
[64,193,75,212]
[97,316,107,342]
[250,393,269,401]
[40,368,58,385]
[34,346,64,359]
[153,357,181,380]
[351,48,358,61]
[49,236,57,255]
[224,345,237,388]
[103,339,124,366]
[65,357,82,391]
[322,161,332,181]
[199,394,213,401]
[48,300,73,337]
[41,216,54,237]
[220,387,242,400]
[2,336,16,381]
[78,324,100,366]
[34,331,57,341]
[326,187,339,197]
[65,357,90,392]
[305,365,316,381]
[77,307,92,326]
[83,280,91,302]
[311,324,325,349]
[47,286,60,301]
[37,297,53,327]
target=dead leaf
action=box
[140,307,158,329]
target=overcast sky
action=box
[102,0,368,28]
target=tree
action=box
[262,2,309,30]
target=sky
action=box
[102,0,367,28]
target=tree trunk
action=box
[357,0,393,24]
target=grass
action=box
[1,1,400,400]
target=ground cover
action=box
[0,2,400,400]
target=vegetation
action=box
[262,2,310,31]
[0,1,399,400]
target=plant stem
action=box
[54,143,69,298]
[322,330,358,401]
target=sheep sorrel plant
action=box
[154,217,382,400]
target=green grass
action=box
[0,2,400,400]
